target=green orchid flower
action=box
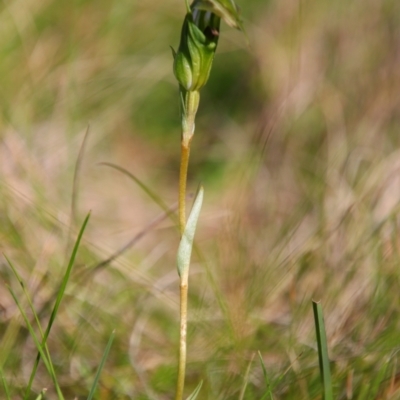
[173,0,243,92]
[173,8,220,92]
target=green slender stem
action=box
[179,143,190,236]
[184,0,191,13]
[176,88,200,400]
[180,89,199,147]
[178,89,199,235]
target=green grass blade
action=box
[186,380,203,400]
[258,351,274,400]
[5,255,46,338]
[0,366,12,400]
[86,330,115,400]
[7,286,64,400]
[26,212,90,399]
[312,301,333,400]
[46,212,91,334]
[5,255,57,398]
[239,353,255,400]
[71,124,90,223]
[364,362,389,400]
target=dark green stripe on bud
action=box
[190,0,245,31]
[173,6,220,92]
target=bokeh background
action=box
[1,0,400,398]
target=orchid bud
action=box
[173,6,220,92]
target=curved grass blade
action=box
[186,380,203,400]
[5,256,57,398]
[25,212,90,399]
[86,330,115,400]
[7,286,64,400]
[312,301,333,400]
[177,186,204,281]
[99,162,177,224]
[91,204,177,273]
[71,124,90,224]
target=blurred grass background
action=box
[1,0,400,398]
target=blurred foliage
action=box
[1,0,400,398]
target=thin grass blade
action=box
[258,351,274,400]
[71,124,90,223]
[239,353,255,400]
[99,163,176,223]
[86,330,115,400]
[5,255,55,397]
[0,366,12,400]
[26,212,90,399]
[7,286,64,400]
[46,212,90,334]
[312,300,333,400]
[367,361,389,399]
[186,380,203,400]
[5,256,48,341]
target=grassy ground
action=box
[1,0,400,398]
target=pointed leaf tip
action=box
[170,46,177,59]
[177,187,204,280]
